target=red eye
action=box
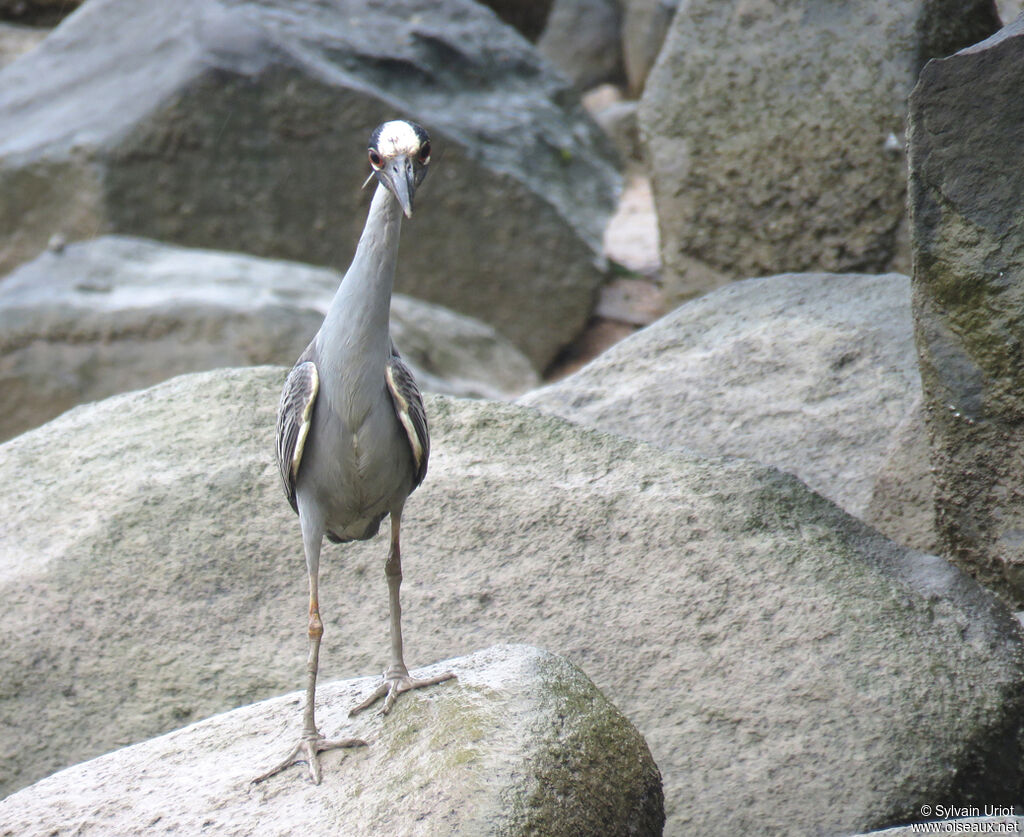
[368,149,383,169]
[418,141,431,164]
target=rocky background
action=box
[2,1,1024,835]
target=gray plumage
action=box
[255,120,453,786]
[276,341,428,541]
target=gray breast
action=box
[297,380,414,541]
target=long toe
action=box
[349,671,456,717]
[252,734,367,785]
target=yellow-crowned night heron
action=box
[255,120,454,785]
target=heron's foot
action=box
[252,733,367,785]
[349,667,456,717]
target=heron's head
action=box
[367,120,431,219]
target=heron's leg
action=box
[254,525,365,785]
[349,507,455,716]
[384,507,409,678]
[301,554,327,738]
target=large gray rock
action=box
[1,366,1022,834]
[864,397,939,555]
[0,235,538,442]
[520,271,933,551]
[640,0,1000,305]
[0,645,665,837]
[620,0,677,97]
[537,0,624,91]
[0,0,620,369]
[908,16,1024,607]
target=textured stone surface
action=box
[0,235,538,441]
[0,0,620,368]
[640,0,1000,305]
[865,396,939,555]
[620,0,677,96]
[596,99,639,161]
[600,168,660,274]
[1,367,1021,833]
[0,645,664,837]
[520,271,932,551]
[908,16,1024,607]
[538,0,624,91]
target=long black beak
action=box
[383,154,417,218]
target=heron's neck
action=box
[320,183,403,377]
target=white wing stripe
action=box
[386,364,424,471]
[291,364,319,481]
